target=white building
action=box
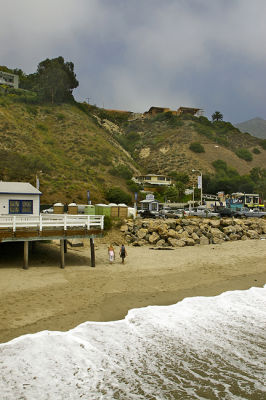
[0,182,42,216]
[0,71,19,89]
[134,174,172,187]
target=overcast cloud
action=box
[1,0,266,123]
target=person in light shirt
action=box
[108,244,115,264]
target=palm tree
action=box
[212,111,223,122]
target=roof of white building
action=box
[0,182,42,195]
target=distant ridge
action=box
[235,117,266,139]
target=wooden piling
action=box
[60,239,65,268]
[64,239,67,254]
[23,241,29,270]
[90,238,95,267]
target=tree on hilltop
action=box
[21,56,79,103]
[212,111,223,122]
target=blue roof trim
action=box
[0,192,42,195]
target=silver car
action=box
[187,208,219,217]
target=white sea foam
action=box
[0,286,265,400]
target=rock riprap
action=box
[121,218,266,247]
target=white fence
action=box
[0,214,104,232]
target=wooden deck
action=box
[0,214,104,242]
[0,214,104,268]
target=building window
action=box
[9,200,33,214]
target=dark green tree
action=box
[212,111,223,122]
[21,57,79,103]
[37,57,78,103]
[105,187,131,204]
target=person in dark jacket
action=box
[119,244,127,264]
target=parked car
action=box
[138,210,159,218]
[234,208,266,218]
[187,207,219,218]
[160,209,189,218]
[214,207,237,217]
[160,209,178,219]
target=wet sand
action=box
[0,239,265,343]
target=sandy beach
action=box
[0,237,266,344]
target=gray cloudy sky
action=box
[1,0,266,123]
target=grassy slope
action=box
[0,95,265,205]
[0,100,139,203]
[116,115,265,176]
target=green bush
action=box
[189,142,205,153]
[198,116,212,126]
[252,148,261,154]
[105,187,131,204]
[235,148,253,161]
[103,215,112,230]
[109,164,133,180]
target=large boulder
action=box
[229,233,240,241]
[168,238,186,247]
[223,225,236,234]
[220,218,234,227]
[149,231,160,244]
[132,239,146,246]
[147,220,160,232]
[191,232,200,242]
[137,228,148,239]
[209,219,220,227]
[179,231,190,241]
[183,225,194,235]
[246,230,260,239]
[156,239,166,247]
[210,228,224,238]
[185,238,195,246]
[157,223,169,238]
[167,229,179,238]
[200,236,209,245]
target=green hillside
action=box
[110,112,266,176]
[0,91,265,203]
[0,97,140,203]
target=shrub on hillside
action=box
[198,116,212,126]
[194,124,214,140]
[252,148,261,154]
[189,142,205,153]
[109,164,133,180]
[235,148,253,161]
[105,187,131,204]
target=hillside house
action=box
[0,182,41,216]
[177,107,203,117]
[144,106,172,116]
[134,174,172,188]
[0,71,19,89]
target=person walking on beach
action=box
[119,244,127,264]
[108,244,115,264]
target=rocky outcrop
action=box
[121,217,266,247]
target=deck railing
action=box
[0,214,104,232]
